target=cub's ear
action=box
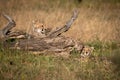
[32,19,38,24]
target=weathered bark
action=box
[47,10,78,37]
[3,36,84,54]
[1,11,85,55]
[0,14,16,39]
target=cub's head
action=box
[32,20,46,35]
[81,46,94,58]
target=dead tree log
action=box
[1,11,85,56]
[4,36,84,54]
[47,10,78,37]
[0,11,94,58]
[0,14,16,39]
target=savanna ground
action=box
[0,0,120,80]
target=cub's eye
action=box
[86,52,89,55]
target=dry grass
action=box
[0,0,120,42]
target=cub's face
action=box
[81,46,94,58]
[32,20,46,36]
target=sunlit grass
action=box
[0,0,120,42]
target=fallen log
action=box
[0,11,93,58]
[0,14,16,39]
[47,10,78,37]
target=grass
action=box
[0,0,120,80]
[0,0,120,42]
[0,42,120,80]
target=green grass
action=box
[0,42,120,80]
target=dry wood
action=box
[1,11,88,57]
[47,10,78,37]
[3,36,84,54]
[0,14,16,39]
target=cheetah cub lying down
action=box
[32,20,94,58]
[32,20,51,38]
[80,46,94,58]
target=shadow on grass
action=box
[111,49,120,72]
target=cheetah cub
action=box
[81,46,94,58]
[32,20,46,38]
[32,20,52,38]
